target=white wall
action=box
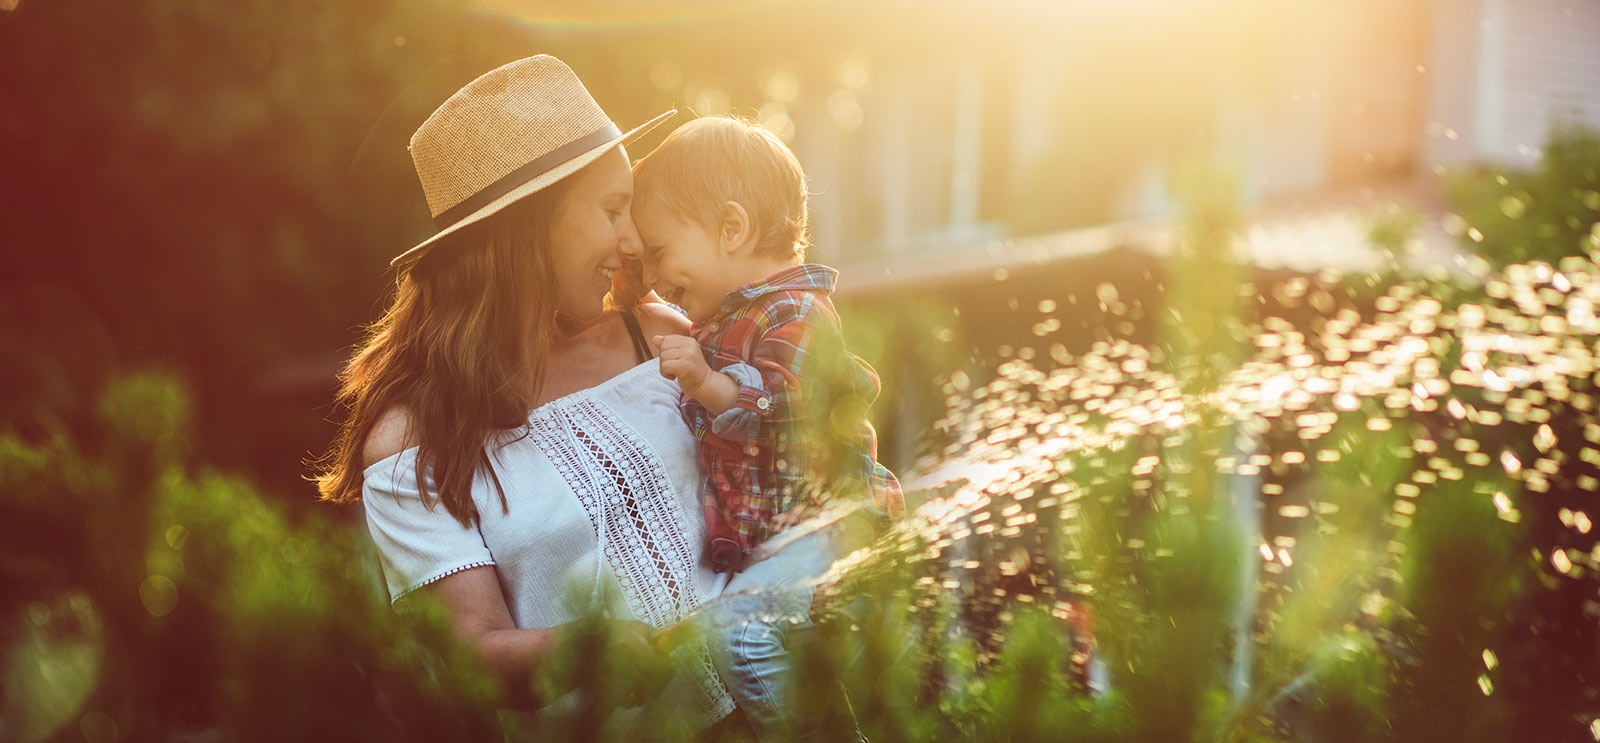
[1426,0,1600,169]
[1499,0,1600,164]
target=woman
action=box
[315,56,736,734]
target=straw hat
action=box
[393,55,674,267]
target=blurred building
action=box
[1425,0,1600,170]
[721,0,1600,467]
[763,0,1600,293]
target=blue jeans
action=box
[711,525,839,742]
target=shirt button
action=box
[756,397,770,410]
[709,321,721,332]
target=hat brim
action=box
[391,108,677,268]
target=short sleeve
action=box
[362,449,497,604]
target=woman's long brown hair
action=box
[314,186,566,527]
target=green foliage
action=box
[1367,206,1422,258]
[1444,121,1600,268]
[4,303,1594,741]
[1,374,503,742]
[1387,476,1521,742]
[7,129,1600,741]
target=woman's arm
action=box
[425,566,671,710]
[367,410,671,710]
[366,411,558,701]
[422,565,556,707]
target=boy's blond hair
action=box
[632,116,809,260]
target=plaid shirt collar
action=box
[714,263,838,318]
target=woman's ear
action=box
[719,200,755,255]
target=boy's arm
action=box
[679,363,741,415]
[703,294,828,441]
[653,292,829,440]
[653,334,742,414]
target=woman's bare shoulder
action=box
[363,406,417,469]
[634,300,691,338]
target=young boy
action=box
[631,115,901,737]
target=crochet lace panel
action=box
[530,396,734,720]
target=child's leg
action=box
[712,526,838,742]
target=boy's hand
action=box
[651,335,742,414]
[652,334,713,394]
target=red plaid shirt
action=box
[681,264,903,573]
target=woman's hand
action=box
[547,618,675,709]
[607,620,676,707]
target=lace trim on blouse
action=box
[399,559,498,599]
[530,395,733,720]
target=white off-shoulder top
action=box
[361,359,735,728]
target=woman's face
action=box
[547,146,641,326]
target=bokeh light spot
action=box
[139,576,177,617]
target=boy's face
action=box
[634,201,744,324]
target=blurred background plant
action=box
[0,373,505,742]
[4,0,1600,740]
[1443,122,1600,269]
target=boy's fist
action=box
[652,334,712,394]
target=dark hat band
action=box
[433,122,622,230]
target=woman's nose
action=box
[617,217,642,258]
